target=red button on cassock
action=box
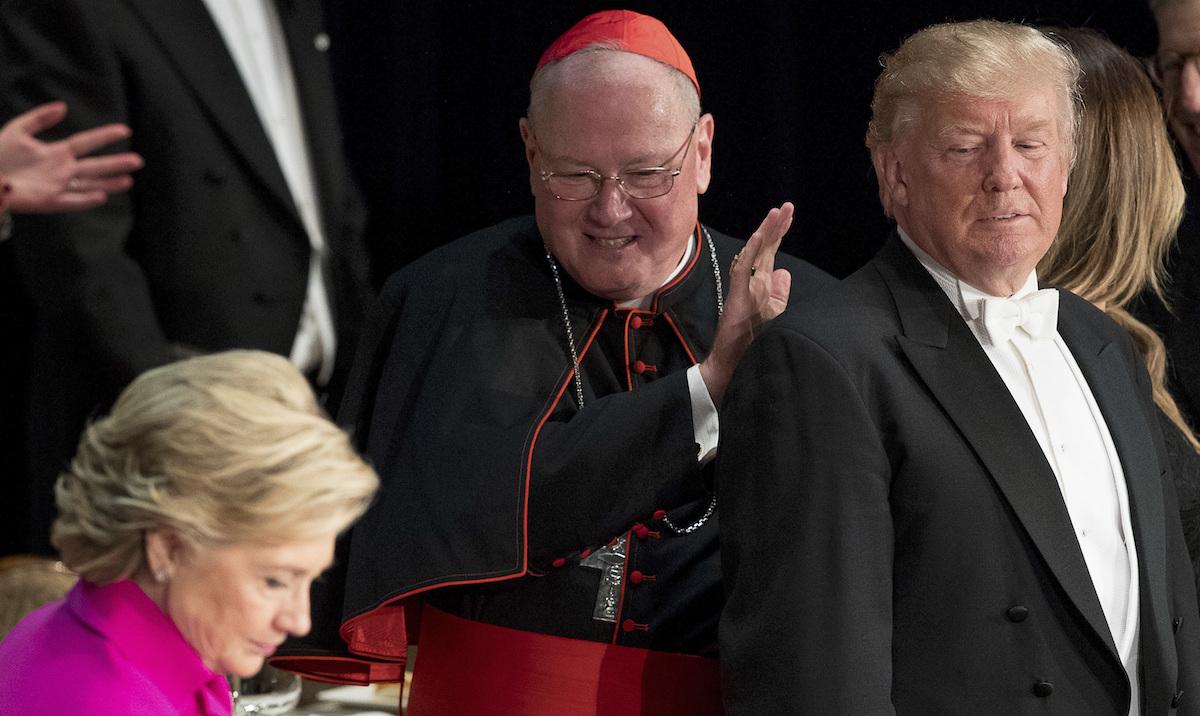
[630,570,644,584]
[622,619,637,633]
[552,557,566,568]
[652,509,667,520]
[630,315,643,329]
[633,524,649,538]
[634,360,647,374]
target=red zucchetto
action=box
[534,10,699,98]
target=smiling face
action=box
[877,85,1071,295]
[520,51,712,302]
[1156,0,1200,174]
[148,533,335,678]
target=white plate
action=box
[314,685,399,708]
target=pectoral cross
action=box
[579,535,627,623]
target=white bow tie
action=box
[974,288,1059,345]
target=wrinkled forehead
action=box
[899,81,1070,143]
[530,50,695,132]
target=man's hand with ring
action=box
[698,201,794,405]
[0,101,144,214]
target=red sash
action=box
[406,606,723,716]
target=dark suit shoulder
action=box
[1056,286,1130,341]
[705,227,835,301]
[1056,286,1146,375]
[380,216,543,302]
[766,263,898,356]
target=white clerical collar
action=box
[616,230,696,309]
[896,227,1040,323]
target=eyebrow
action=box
[537,136,680,170]
[543,152,670,170]
[540,151,593,168]
[259,563,330,577]
[1013,119,1055,134]
[937,119,1055,138]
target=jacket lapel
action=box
[275,0,347,240]
[1057,299,1176,694]
[272,0,348,238]
[876,236,1120,660]
[121,0,300,223]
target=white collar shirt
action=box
[201,0,336,384]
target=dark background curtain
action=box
[323,1,1157,283]
[0,1,1159,554]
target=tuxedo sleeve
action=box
[718,322,896,715]
[0,0,172,383]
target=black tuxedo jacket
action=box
[719,234,1200,714]
[0,0,369,551]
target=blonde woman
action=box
[0,350,378,715]
[1040,27,1200,584]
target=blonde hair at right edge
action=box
[865,20,1082,216]
[51,350,380,584]
[1036,27,1198,452]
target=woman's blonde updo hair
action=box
[51,350,379,584]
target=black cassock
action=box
[275,215,832,681]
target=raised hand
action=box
[0,101,143,214]
[698,202,794,405]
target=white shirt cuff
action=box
[687,363,720,465]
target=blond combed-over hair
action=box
[51,350,379,584]
[866,20,1082,166]
[1037,27,1197,452]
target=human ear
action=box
[519,118,539,197]
[873,144,909,215]
[693,113,714,195]
[143,529,185,581]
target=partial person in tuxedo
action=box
[720,20,1200,714]
[0,100,143,556]
[1040,26,1200,606]
[1141,0,1200,431]
[0,0,369,554]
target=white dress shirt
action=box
[201,0,336,384]
[899,230,1141,714]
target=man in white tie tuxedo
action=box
[0,0,369,554]
[718,20,1200,715]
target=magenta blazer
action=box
[0,579,232,715]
